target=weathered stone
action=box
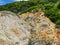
[0,11,31,45]
[20,9,58,45]
[0,10,59,45]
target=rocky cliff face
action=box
[0,10,59,45]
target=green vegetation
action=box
[0,0,60,28]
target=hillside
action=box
[0,0,60,28]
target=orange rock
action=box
[20,13,29,20]
[12,28,20,36]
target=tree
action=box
[56,20,60,28]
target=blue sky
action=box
[0,0,28,5]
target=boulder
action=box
[0,11,31,45]
[20,9,58,45]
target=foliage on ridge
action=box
[0,0,60,28]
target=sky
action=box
[0,0,28,5]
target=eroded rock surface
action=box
[20,10,58,45]
[0,11,31,45]
[0,10,59,45]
